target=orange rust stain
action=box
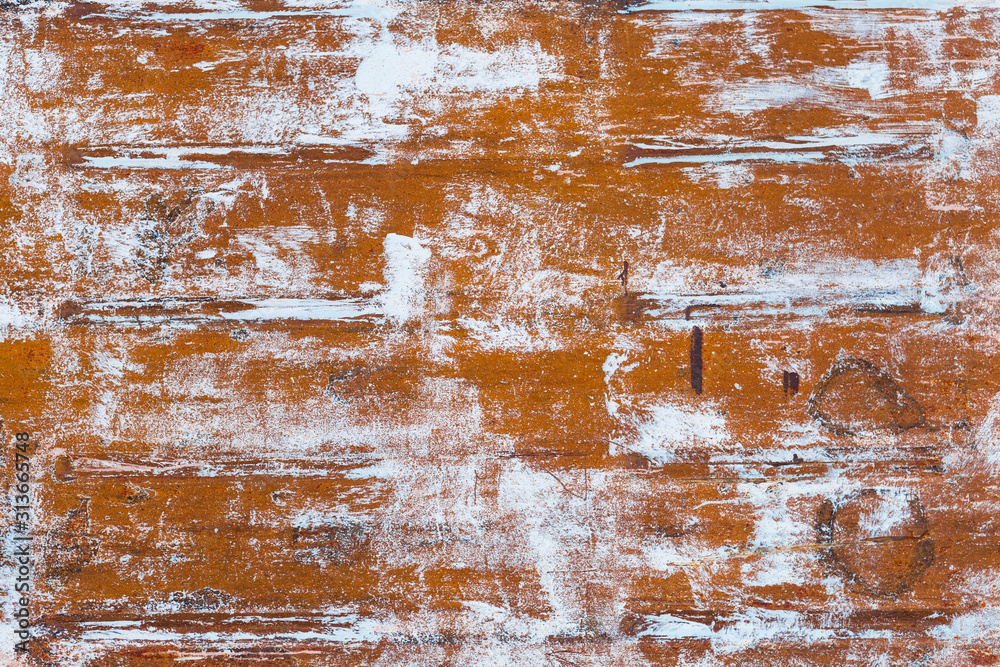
[2,1,1000,665]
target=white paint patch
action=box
[87,2,398,23]
[624,132,918,168]
[74,297,379,324]
[379,233,432,325]
[496,461,611,638]
[680,162,755,189]
[642,540,726,570]
[626,150,827,167]
[640,608,892,650]
[708,81,821,115]
[0,299,35,338]
[930,607,1000,641]
[291,509,363,529]
[516,270,599,309]
[79,146,287,171]
[10,153,48,192]
[842,60,891,100]
[977,95,1000,136]
[603,350,640,417]
[855,489,916,538]
[602,351,637,386]
[640,613,716,639]
[0,37,56,166]
[354,37,438,98]
[720,476,872,599]
[339,32,560,147]
[635,258,928,319]
[344,462,399,479]
[3,2,562,182]
[615,401,727,463]
[76,620,382,644]
[739,482,815,550]
[974,395,1000,467]
[221,298,381,321]
[457,317,561,352]
[81,156,225,170]
[628,0,978,11]
[741,551,813,587]
[641,259,697,294]
[238,232,317,291]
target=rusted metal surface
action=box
[2,0,1000,664]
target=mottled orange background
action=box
[2,0,1000,664]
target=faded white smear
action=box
[629,0,982,11]
[709,82,821,115]
[640,608,892,651]
[975,395,1000,466]
[616,401,728,463]
[379,233,432,325]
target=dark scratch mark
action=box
[684,304,720,320]
[767,453,804,467]
[545,471,585,499]
[783,371,799,396]
[690,326,703,395]
[617,261,629,296]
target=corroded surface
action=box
[2,0,1000,664]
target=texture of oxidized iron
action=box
[817,489,935,599]
[808,358,925,436]
[2,0,1000,664]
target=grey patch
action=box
[135,189,202,284]
[270,489,293,505]
[325,368,367,404]
[167,587,235,611]
[758,257,786,279]
[291,517,368,567]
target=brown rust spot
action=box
[817,489,934,598]
[52,455,75,482]
[808,358,924,436]
[971,648,1000,666]
[46,497,99,576]
[783,370,800,397]
[123,483,154,504]
[613,293,653,324]
[57,300,84,320]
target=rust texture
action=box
[1,0,1000,665]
